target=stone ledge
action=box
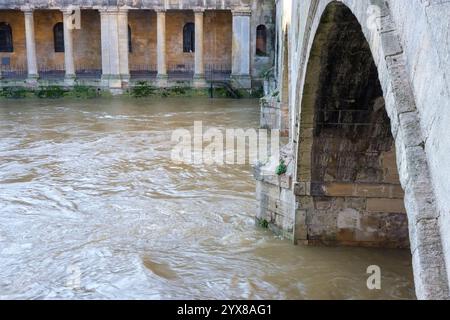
[294,181,405,199]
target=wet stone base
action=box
[300,196,410,248]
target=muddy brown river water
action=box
[0,97,415,299]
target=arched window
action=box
[53,22,64,52]
[128,25,132,53]
[256,25,267,56]
[0,22,13,52]
[183,22,195,53]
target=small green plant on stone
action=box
[131,81,155,98]
[35,86,66,99]
[275,159,287,176]
[259,219,269,229]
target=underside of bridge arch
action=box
[294,2,408,248]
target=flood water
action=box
[0,97,415,299]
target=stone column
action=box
[23,8,39,81]
[193,9,206,87]
[100,8,112,84]
[118,8,130,82]
[231,8,252,89]
[62,9,76,82]
[99,8,121,89]
[156,9,167,86]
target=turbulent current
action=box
[0,97,414,299]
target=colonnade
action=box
[17,7,252,88]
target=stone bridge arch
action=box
[289,0,449,299]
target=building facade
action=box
[0,0,275,90]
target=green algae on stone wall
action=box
[0,85,101,99]
[0,82,262,100]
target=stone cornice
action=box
[20,4,34,13]
[60,5,80,14]
[0,1,244,10]
[98,6,130,14]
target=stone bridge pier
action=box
[256,0,450,299]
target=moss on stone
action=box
[35,86,67,99]
[259,219,269,229]
[251,87,265,98]
[0,87,32,99]
[130,81,156,97]
[0,84,257,100]
[275,159,287,176]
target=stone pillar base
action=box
[120,74,130,89]
[231,74,251,89]
[157,74,168,87]
[64,75,76,86]
[193,75,207,88]
[26,74,39,86]
[101,74,128,89]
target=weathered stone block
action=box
[366,198,406,213]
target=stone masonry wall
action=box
[166,11,195,70]
[0,9,102,73]
[165,10,232,71]
[251,0,275,79]
[386,1,450,293]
